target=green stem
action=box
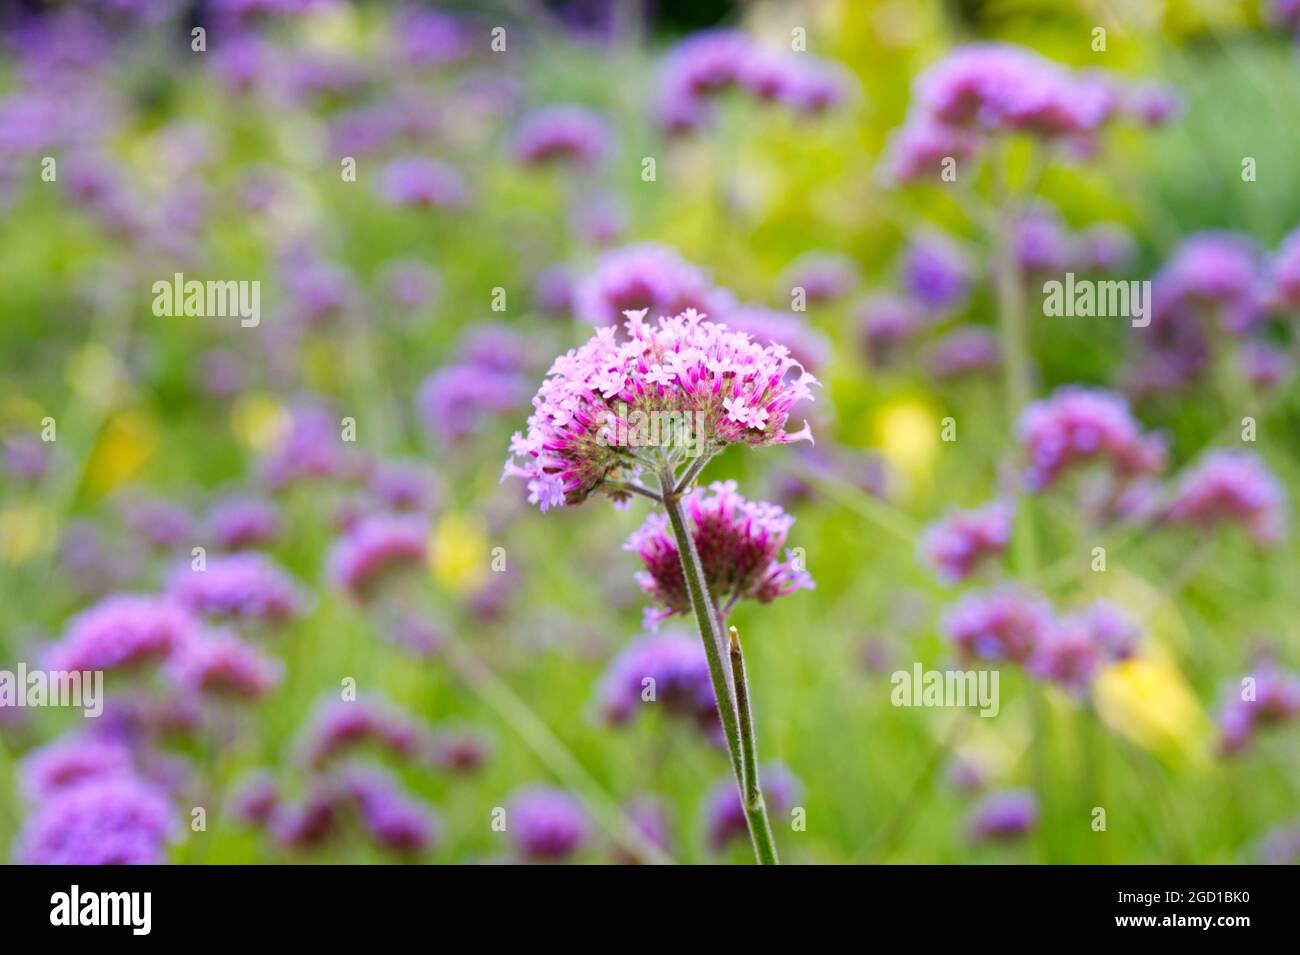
[729,625,780,864]
[657,467,777,863]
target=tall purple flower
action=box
[901,232,971,312]
[18,735,135,802]
[206,495,282,551]
[327,515,429,600]
[165,630,283,699]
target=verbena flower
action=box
[507,786,590,862]
[338,766,440,855]
[1164,450,1288,545]
[966,788,1038,844]
[15,775,174,864]
[1238,342,1293,393]
[927,326,999,379]
[900,231,971,312]
[1217,663,1300,756]
[574,243,729,326]
[327,515,429,600]
[166,553,306,624]
[503,310,817,511]
[45,594,196,673]
[1152,231,1261,335]
[779,251,860,304]
[624,480,813,624]
[206,495,282,551]
[1018,386,1166,492]
[298,697,433,769]
[857,294,920,369]
[881,118,981,183]
[1266,225,1300,309]
[18,735,135,802]
[704,763,800,851]
[724,304,831,372]
[379,156,470,210]
[511,105,611,168]
[918,500,1013,584]
[943,587,1054,664]
[597,631,717,733]
[121,497,192,552]
[165,630,283,699]
[1028,602,1140,693]
[614,797,674,864]
[431,726,492,773]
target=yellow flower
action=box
[85,410,158,496]
[0,505,54,564]
[872,398,939,485]
[1093,655,1210,766]
[429,512,489,597]
[230,395,289,453]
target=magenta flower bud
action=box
[597,631,717,732]
[624,481,812,623]
[298,697,434,770]
[1217,663,1300,756]
[18,735,135,802]
[339,767,440,855]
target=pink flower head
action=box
[507,786,590,862]
[1018,386,1167,492]
[15,775,175,865]
[919,500,1013,584]
[166,553,306,624]
[1028,601,1139,693]
[624,480,812,623]
[928,326,999,379]
[780,251,860,305]
[327,514,429,599]
[881,118,982,184]
[1164,450,1288,546]
[379,156,469,209]
[338,766,440,855]
[19,735,135,802]
[943,587,1054,664]
[1153,231,1262,335]
[298,697,434,770]
[45,595,197,673]
[575,243,730,326]
[1265,226,1300,310]
[503,310,817,511]
[165,630,283,699]
[206,495,282,551]
[511,105,611,168]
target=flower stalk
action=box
[657,465,780,863]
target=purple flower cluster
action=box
[885,44,1172,182]
[417,324,533,446]
[1217,663,1300,756]
[165,630,283,699]
[574,243,730,327]
[511,105,611,168]
[503,310,817,511]
[327,514,428,601]
[166,553,306,625]
[965,788,1038,844]
[44,595,197,673]
[1018,386,1166,492]
[653,30,848,134]
[379,156,470,210]
[298,697,434,770]
[943,588,1055,664]
[1163,451,1288,545]
[206,495,281,550]
[507,786,590,862]
[15,775,175,864]
[624,480,813,624]
[597,632,717,734]
[918,500,1013,584]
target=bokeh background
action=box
[1,0,1298,864]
